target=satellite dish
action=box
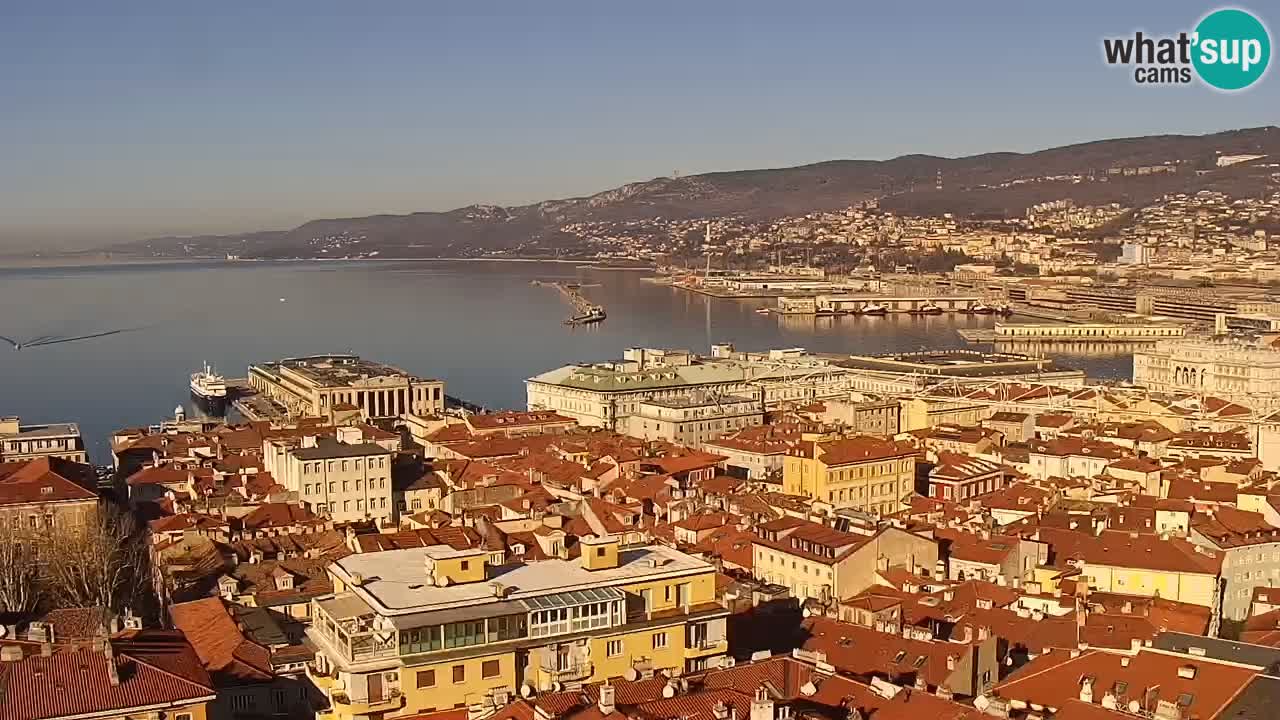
[624,667,639,682]
[0,626,8,638]
[520,684,534,698]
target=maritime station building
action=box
[307,536,728,719]
[248,354,445,421]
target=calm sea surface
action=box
[0,260,1133,460]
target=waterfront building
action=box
[528,346,1081,432]
[1134,336,1280,408]
[265,426,396,524]
[990,320,1185,341]
[526,347,857,430]
[0,416,87,463]
[306,537,728,719]
[750,516,938,605]
[248,354,445,421]
[782,434,917,515]
[622,392,763,447]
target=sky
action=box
[1,1,1276,248]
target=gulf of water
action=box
[0,260,1132,460]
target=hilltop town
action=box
[8,337,1280,720]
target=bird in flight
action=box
[1,327,146,351]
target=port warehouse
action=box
[777,294,984,313]
[951,275,1280,325]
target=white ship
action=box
[190,363,229,413]
[859,302,889,315]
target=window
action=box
[417,670,436,688]
[597,547,607,557]
[461,560,470,571]
[482,660,500,678]
[175,715,193,720]
[402,626,443,654]
[230,694,254,711]
[607,640,623,657]
[443,620,485,649]
[453,665,466,683]
[273,688,288,711]
[653,632,668,649]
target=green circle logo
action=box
[1192,8,1271,90]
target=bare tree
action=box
[41,506,148,614]
[0,524,41,616]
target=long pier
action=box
[532,280,606,324]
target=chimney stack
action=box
[598,684,616,715]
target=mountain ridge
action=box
[111,125,1280,258]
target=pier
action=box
[533,280,607,325]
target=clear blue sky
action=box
[1,1,1275,247]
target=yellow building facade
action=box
[783,435,917,516]
[308,537,727,720]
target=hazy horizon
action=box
[3,1,1276,250]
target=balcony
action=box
[539,660,594,683]
[330,689,406,715]
[685,639,729,659]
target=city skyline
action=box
[2,0,1275,247]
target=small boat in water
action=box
[970,303,995,315]
[755,308,771,315]
[860,303,889,316]
[814,308,842,318]
[910,302,943,315]
[995,304,1013,317]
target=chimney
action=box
[105,643,120,686]
[750,687,775,720]
[598,684,616,715]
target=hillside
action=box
[111,126,1280,259]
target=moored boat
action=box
[190,363,228,414]
[860,302,889,315]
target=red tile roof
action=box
[993,648,1256,720]
[168,597,273,684]
[0,630,215,720]
[0,457,96,507]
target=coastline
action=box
[0,255,655,271]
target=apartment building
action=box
[1190,508,1280,622]
[750,516,938,605]
[267,428,396,524]
[249,354,445,421]
[623,393,763,448]
[0,416,88,463]
[782,434,917,515]
[307,537,728,719]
